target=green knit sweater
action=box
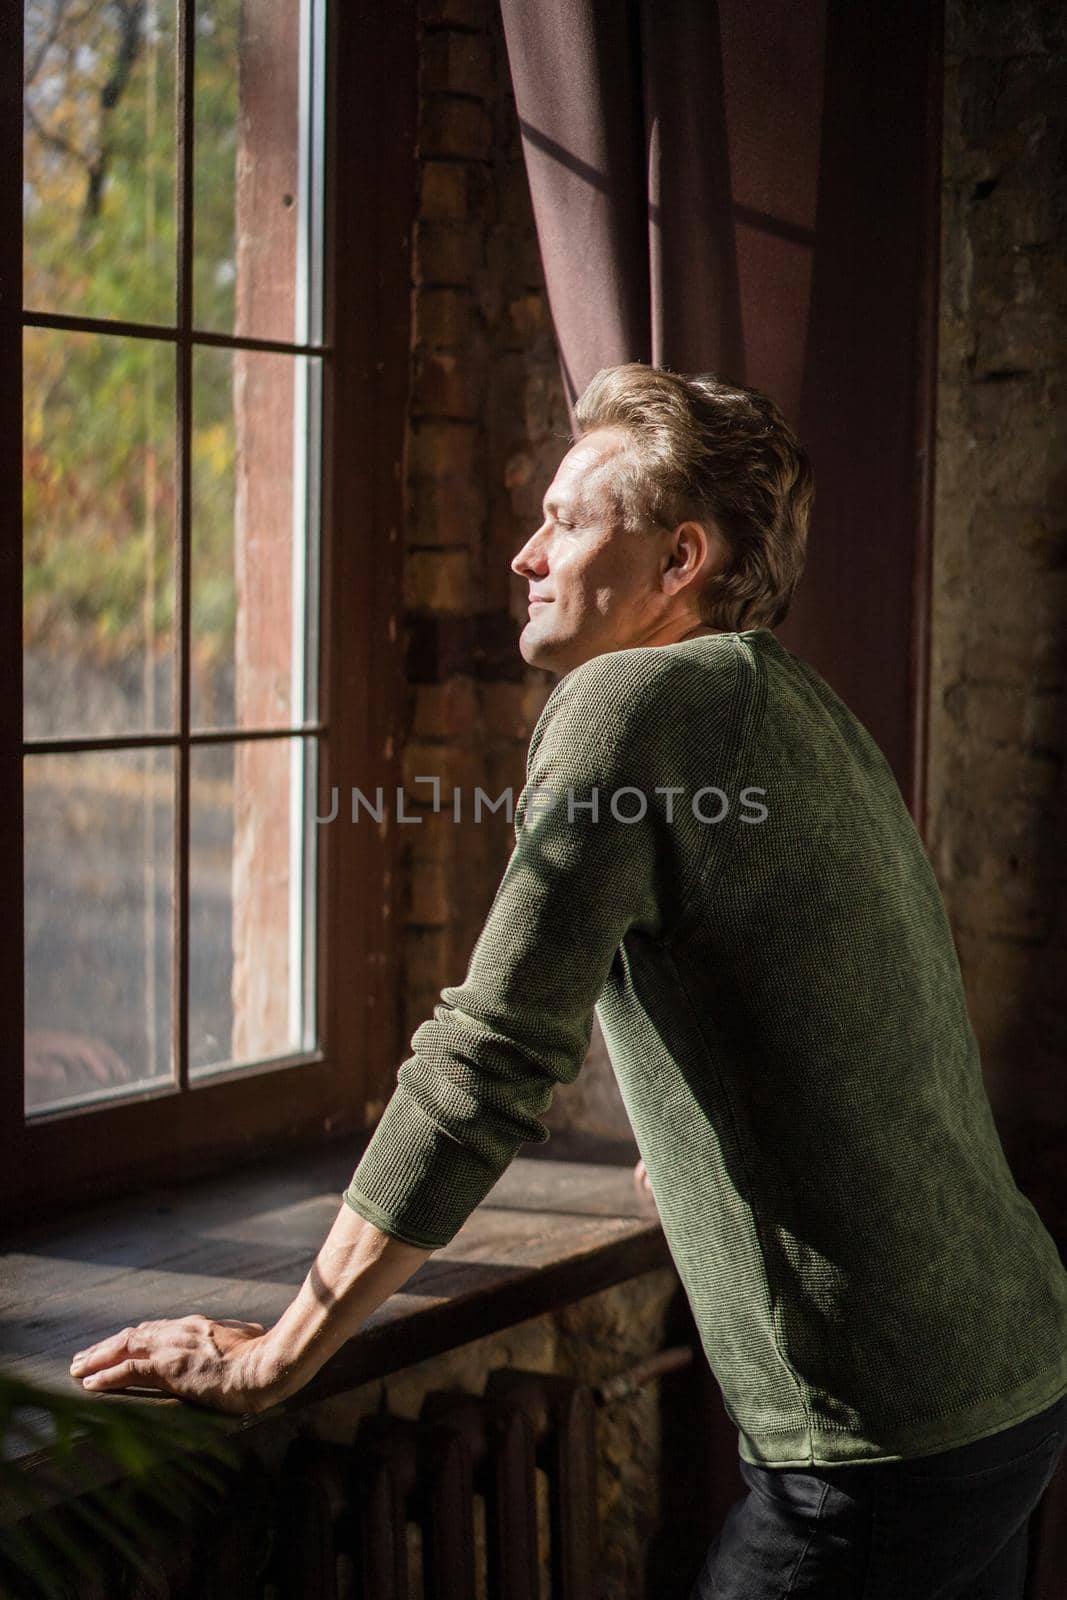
[343,627,1067,1467]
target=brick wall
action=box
[929,1,1067,1229]
[400,0,631,1139]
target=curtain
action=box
[498,0,746,414]
[499,0,942,820]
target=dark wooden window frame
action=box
[0,1,416,1225]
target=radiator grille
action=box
[278,1368,599,1600]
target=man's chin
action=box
[519,618,567,671]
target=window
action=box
[3,2,417,1217]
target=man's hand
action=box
[69,1201,433,1416]
[633,1156,658,1210]
[69,1315,281,1415]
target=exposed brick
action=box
[409,476,488,547]
[421,30,495,99]
[930,3,1066,1228]
[403,980,445,1045]
[412,677,480,738]
[485,741,528,810]
[416,286,477,346]
[404,548,474,612]
[477,536,511,603]
[516,230,545,290]
[406,614,479,682]
[418,0,488,28]
[397,2,574,1155]
[406,854,451,925]
[420,161,471,219]
[404,811,453,923]
[948,853,1057,944]
[412,348,486,419]
[415,220,483,285]
[408,419,479,480]
[484,351,529,436]
[405,804,452,862]
[480,679,552,739]
[960,745,1060,808]
[1022,687,1064,752]
[402,739,484,804]
[487,491,529,556]
[942,680,1025,745]
[487,223,544,293]
[945,0,1067,59]
[475,268,504,332]
[497,158,540,227]
[508,291,550,342]
[403,923,450,1011]
[421,97,493,162]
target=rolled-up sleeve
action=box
[341,650,679,1249]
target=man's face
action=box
[510,427,676,674]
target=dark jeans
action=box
[688,1392,1067,1599]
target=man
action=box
[71,365,1067,1598]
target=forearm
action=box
[260,1200,434,1402]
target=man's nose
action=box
[511,527,549,578]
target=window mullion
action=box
[22,309,328,360]
[174,0,196,1096]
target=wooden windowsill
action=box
[1,1131,672,1504]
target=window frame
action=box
[1,0,416,1224]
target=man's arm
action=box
[70,1203,431,1412]
[273,652,680,1389]
[71,645,736,1408]
[189,1147,659,1405]
[261,1205,433,1400]
[338,647,687,1251]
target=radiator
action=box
[278,1367,603,1600]
[6,1347,693,1600]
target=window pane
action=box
[23,0,178,324]
[24,329,176,740]
[194,0,324,342]
[24,748,175,1116]
[191,347,320,731]
[189,736,317,1077]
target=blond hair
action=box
[573,363,814,629]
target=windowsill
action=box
[2,1131,671,1503]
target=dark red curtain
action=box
[498,0,942,826]
[498,0,746,408]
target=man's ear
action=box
[661,520,714,596]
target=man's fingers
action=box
[70,1325,139,1377]
[72,1317,206,1373]
[82,1358,165,1394]
[70,1315,263,1402]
